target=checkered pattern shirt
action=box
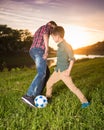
[30,24,51,50]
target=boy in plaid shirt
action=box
[22,21,57,107]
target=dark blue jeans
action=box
[27,48,49,97]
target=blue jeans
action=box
[27,48,47,97]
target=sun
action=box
[64,25,91,49]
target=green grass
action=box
[0,58,104,130]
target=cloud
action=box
[10,0,51,4]
[34,0,51,4]
[0,0,104,32]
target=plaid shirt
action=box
[30,24,51,50]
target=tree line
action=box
[74,41,104,55]
[0,25,56,71]
[0,25,33,55]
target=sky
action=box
[0,0,104,49]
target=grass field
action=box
[0,58,104,130]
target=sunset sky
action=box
[0,0,104,49]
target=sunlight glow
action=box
[64,25,91,49]
[42,24,104,50]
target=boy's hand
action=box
[43,51,48,59]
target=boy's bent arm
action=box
[67,60,74,75]
[63,60,74,76]
[43,34,49,59]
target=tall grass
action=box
[0,58,104,130]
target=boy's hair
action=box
[52,26,65,38]
[49,21,57,27]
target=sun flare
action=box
[64,25,91,49]
[49,25,103,50]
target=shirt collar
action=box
[57,40,65,47]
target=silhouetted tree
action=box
[0,25,33,55]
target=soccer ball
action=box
[34,95,48,108]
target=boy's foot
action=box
[21,95,35,108]
[81,102,90,108]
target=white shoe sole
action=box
[21,97,35,108]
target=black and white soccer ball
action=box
[34,95,48,108]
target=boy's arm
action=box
[67,60,74,75]
[64,43,75,76]
[63,59,74,76]
[43,34,49,59]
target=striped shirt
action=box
[30,24,51,50]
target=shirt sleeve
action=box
[66,43,75,60]
[43,25,50,35]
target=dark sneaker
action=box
[81,102,90,108]
[21,95,35,108]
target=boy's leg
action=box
[39,65,50,94]
[61,74,88,103]
[46,71,60,98]
[27,49,47,97]
[22,48,46,107]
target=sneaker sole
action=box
[21,97,35,108]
